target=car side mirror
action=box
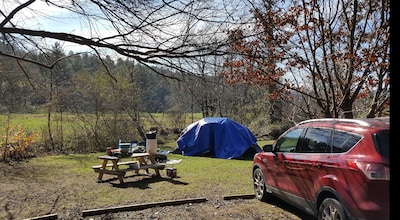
[262,144,273,152]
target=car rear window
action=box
[374,130,390,158]
[330,130,361,153]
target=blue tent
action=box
[176,117,260,159]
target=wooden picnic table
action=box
[92,153,165,184]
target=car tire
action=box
[253,167,271,202]
[318,198,348,220]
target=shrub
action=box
[0,125,39,162]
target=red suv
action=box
[252,117,390,220]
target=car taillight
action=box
[347,160,390,180]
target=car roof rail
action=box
[297,118,371,127]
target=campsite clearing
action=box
[0,153,311,220]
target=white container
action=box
[146,139,157,154]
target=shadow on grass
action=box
[108,174,188,189]
[263,196,316,220]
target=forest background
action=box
[0,48,281,160]
[0,0,390,161]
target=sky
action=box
[2,0,255,59]
[2,0,98,53]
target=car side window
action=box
[330,130,361,153]
[274,128,304,152]
[299,127,331,153]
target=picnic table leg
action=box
[149,155,161,176]
[137,156,149,174]
[112,160,125,184]
[132,157,140,174]
[110,158,120,170]
[98,159,108,181]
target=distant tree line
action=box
[0,41,276,155]
[0,41,268,118]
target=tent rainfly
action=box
[176,117,261,159]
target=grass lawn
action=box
[0,139,311,220]
[0,152,256,219]
[0,114,304,219]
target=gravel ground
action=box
[83,197,312,220]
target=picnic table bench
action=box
[92,153,165,184]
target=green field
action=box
[0,113,273,154]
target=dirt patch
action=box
[97,198,310,220]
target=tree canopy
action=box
[0,0,391,119]
[222,0,390,119]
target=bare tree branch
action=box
[1,0,250,73]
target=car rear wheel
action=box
[253,167,271,201]
[318,198,348,220]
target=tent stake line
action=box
[81,197,208,217]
